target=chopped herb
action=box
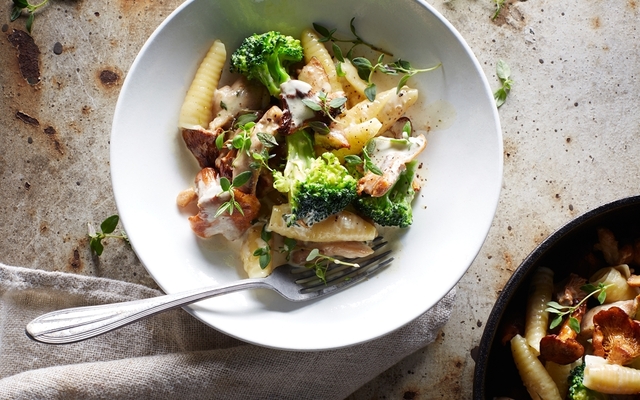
[88,215,129,256]
[546,282,610,333]
[11,0,49,34]
[215,171,252,217]
[305,248,361,284]
[494,59,513,108]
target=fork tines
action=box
[290,238,394,294]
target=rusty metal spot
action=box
[99,69,120,87]
[24,181,31,190]
[69,248,83,271]
[403,391,417,400]
[82,105,92,115]
[7,29,41,85]
[43,126,65,155]
[53,42,63,55]
[16,111,40,126]
[592,16,601,29]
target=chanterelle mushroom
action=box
[539,303,586,365]
[592,306,640,365]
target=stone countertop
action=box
[1,0,639,398]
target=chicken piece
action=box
[291,241,374,264]
[592,306,640,365]
[539,303,586,365]
[357,134,427,197]
[297,57,332,94]
[209,77,270,131]
[181,127,223,169]
[232,106,284,194]
[188,168,261,241]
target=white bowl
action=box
[110,0,503,350]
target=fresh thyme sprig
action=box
[344,139,383,176]
[11,0,49,34]
[215,171,252,217]
[305,248,361,284]
[492,0,507,20]
[88,215,129,256]
[252,224,272,270]
[250,133,277,171]
[313,18,393,58]
[351,55,441,101]
[302,91,348,134]
[546,282,610,333]
[494,59,513,108]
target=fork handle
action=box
[26,278,270,344]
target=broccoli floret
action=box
[353,160,418,228]
[568,363,609,400]
[273,130,357,227]
[230,31,303,97]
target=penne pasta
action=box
[524,266,554,355]
[178,40,227,130]
[583,355,640,394]
[300,28,342,92]
[510,334,563,400]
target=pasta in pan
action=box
[501,227,640,398]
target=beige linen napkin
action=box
[0,262,455,399]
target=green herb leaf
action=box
[235,113,257,127]
[329,96,347,109]
[25,11,34,33]
[100,215,120,234]
[364,84,377,102]
[344,155,363,165]
[259,253,271,269]
[493,60,513,108]
[257,132,278,148]
[220,177,231,192]
[215,132,225,149]
[332,43,344,62]
[308,121,330,135]
[232,170,252,188]
[90,236,104,256]
[549,315,563,330]
[598,290,607,304]
[306,248,320,261]
[11,5,23,21]
[569,317,581,333]
[302,98,322,112]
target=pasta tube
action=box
[178,40,226,129]
[300,28,342,92]
[510,334,562,400]
[583,355,640,394]
[545,361,573,398]
[524,266,554,355]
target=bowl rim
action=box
[473,194,640,398]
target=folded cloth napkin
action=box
[0,262,455,400]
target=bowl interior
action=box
[474,195,640,398]
[111,0,502,350]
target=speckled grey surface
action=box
[2,0,639,398]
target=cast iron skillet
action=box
[473,195,640,399]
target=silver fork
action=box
[26,240,393,344]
